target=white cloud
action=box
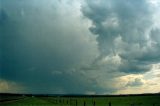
[114,64,160,94]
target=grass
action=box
[0,95,160,106]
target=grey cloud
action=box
[119,59,151,73]
[82,0,159,74]
[82,0,152,51]
[126,78,144,87]
[150,28,160,43]
[0,0,100,94]
[0,9,8,24]
[1,0,160,94]
[131,28,160,63]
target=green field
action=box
[0,94,160,106]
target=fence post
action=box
[109,101,111,106]
[93,101,95,106]
[84,101,86,106]
[59,99,61,104]
[67,100,68,104]
[76,100,77,106]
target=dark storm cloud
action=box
[82,0,151,50]
[81,0,160,73]
[119,59,151,73]
[0,0,100,94]
[1,0,160,94]
[0,9,8,24]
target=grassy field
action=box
[0,94,160,106]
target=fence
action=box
[50,98,160,106]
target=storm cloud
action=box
[0,0,100,94]
[81,0,160,73]
[0,0,160,94]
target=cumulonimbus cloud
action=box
[0,0,100,94]
[0,0,160,94]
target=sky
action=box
[0,0,160,94]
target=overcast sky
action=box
[0,0,160,94]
